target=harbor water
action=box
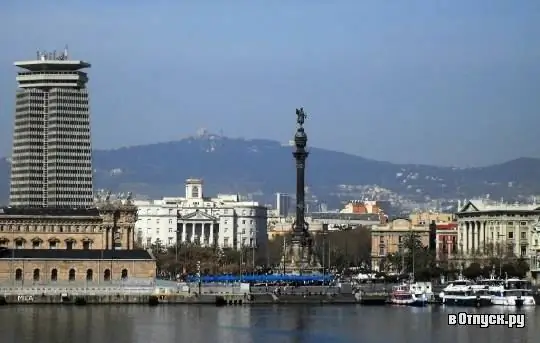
[0,305,537,343]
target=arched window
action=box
[51,268,58,281]
[104,269,111,281]
[15,268,22,281]
[86,269,93,281]
[121,269,128,279]
[192,186,199,198]
[68,268,76,281]
[33,268,40,282]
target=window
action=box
[68,268,76,281]
[250,220,253,224]
[49,240,57,249]
[520,246,527,257]
[379,236,384,243]
[121,269,128,279]
[32,240,40,248]
[508,222,514,226]
[521,232,527,239]
[86,269,93,281]
[398,236,403,243]
[224,238,229,248]
[242,220,246,224]
[169,219,173,224]
[82,241,90,250]
[104,269,111,281]
[156,219,160,224]
[192,186,199,198]
[241,229,245,234]
[520,221,527,226]
[15,239,24,249]
[379,247,384,256]
[169,228,174,233]
[508,232,514,239]
[66,241,74,250]
[15,268,22,281]
[51,269,58,281]
[33,269,40,282]
[169,209,173,215]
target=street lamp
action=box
[322,222,328,285]
[496,233,505,277]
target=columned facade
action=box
[176,222,219,247]
[456,200,540,271]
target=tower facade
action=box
[9,49,94,208]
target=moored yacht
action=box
[471,268,503,302]
[490,277,535,307]
[389,282,429,306]
[439,269,491,307]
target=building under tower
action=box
[9,48,93,208]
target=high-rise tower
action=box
[9,48,94,208]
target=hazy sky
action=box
[0,1,539,167]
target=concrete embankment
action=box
[0,293,362,306]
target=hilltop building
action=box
[0,50,154,286]
[134,179,268,251]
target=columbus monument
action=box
[281,108,320,274]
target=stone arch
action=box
[68,268,76,281]
[0,237,9,245]
[51,268,58,281]
[15,268,22,281]
[104,269,111,281]
[121,269,128,279]
[33,268,40,281]
[86,269,93,281]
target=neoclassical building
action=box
[370,218,430,272]
[0,198,155,285]
[134,178,268,251]
[456,199,540,272]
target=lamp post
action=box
[496,233,505,277]
[322,222,327,285]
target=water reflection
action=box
[0,305,536,343]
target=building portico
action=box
[177,210,219,247]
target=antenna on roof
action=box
[64,45,69,60]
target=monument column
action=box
[281,107,320,273]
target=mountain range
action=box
[1,133,539,207]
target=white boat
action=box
[490,278,536,307]
[470,268,503,302]
[438,270,474,299]
[440,288,491,307]
[439,269,491,307]
[390,281,430,306]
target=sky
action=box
[0,1,539,167]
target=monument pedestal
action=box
[280,241,321,275]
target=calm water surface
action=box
[0,305,537,343]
